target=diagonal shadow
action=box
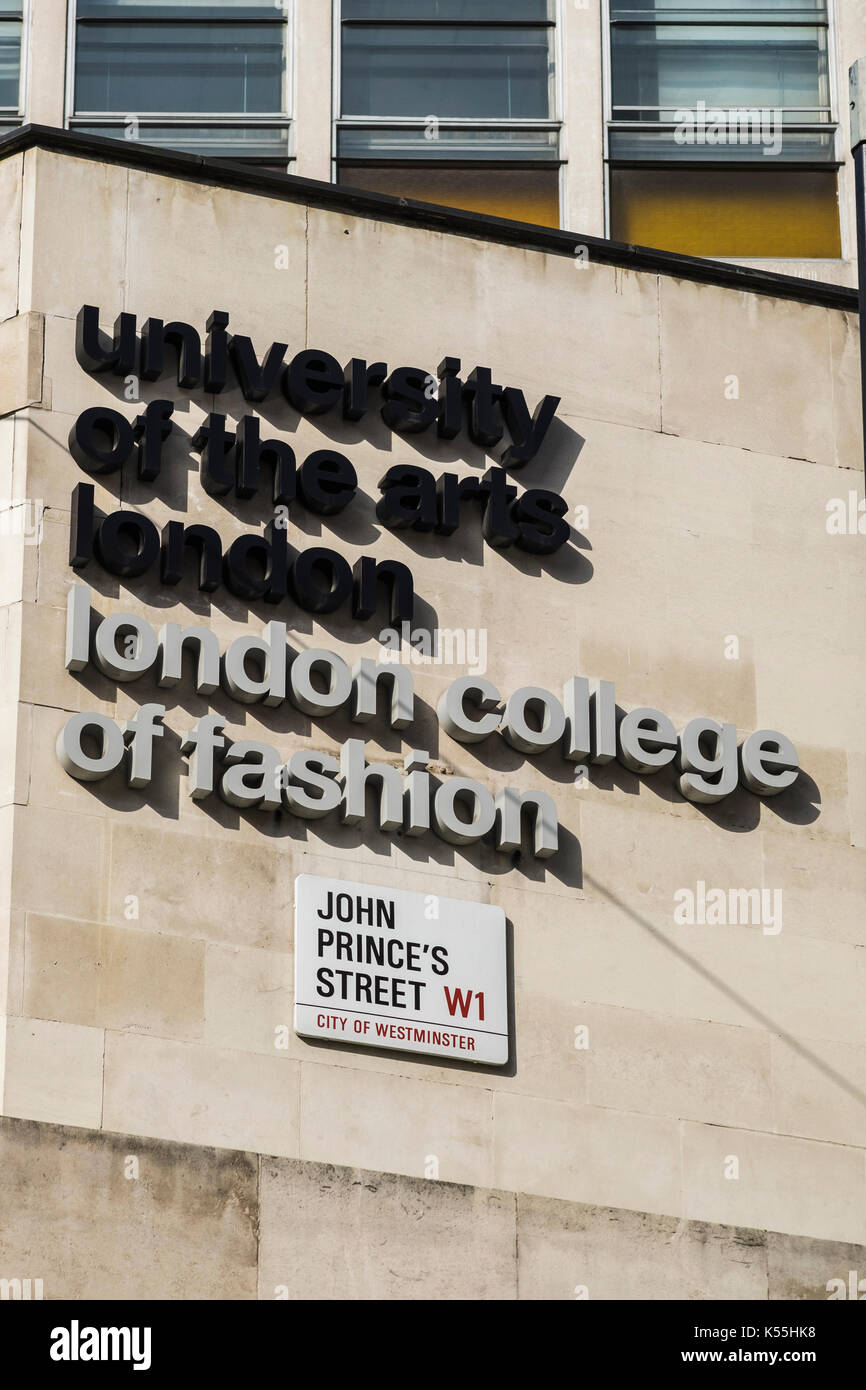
[582,869,866,1113]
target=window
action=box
[606,1,841,258]
[336,0,561,228]
[69,1,292,169]
[0,2,23,134]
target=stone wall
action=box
[1,1116,863,1300]
[0,142,863,1285]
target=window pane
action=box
[343,1,552,18]
[79,2,278,15]
[611,2,825,14]
[73,123,291,159]
[610,166,840,256]
[338,125,558,159]
[342,26,552,118]
[611,24,829,117]
[338,163,558,225]
[608,126,836,161]
[75,22,285,114]
[0,19,20,107]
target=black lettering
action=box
[134,400,174,482]
[161,520,223,592]
[343,358,387,421]
[352,556,415,626]
[481,466,519,548]
[230,335,287,403]
[95,509,160,579]
[298,451,357,516]
[513,489,570,554]
[204,310,230,393]
[500,388,561,469]
[284,350,344,415]
[465,366,503,449]
[381,367,439,434]
[224,522,288,603]
[431,945,449,976]
[364,934,384,966]
[386,939,405,970]
[437,357,464,440]
[235,416,297,505]
[291,547,353,614]
[191,413,236,497]
[140,317,201,389]
[75,305,138,376]
[435,472,484,536]
[69,407,135,475]
[69,482,95,568]
[376,464,437,531]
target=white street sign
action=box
[294,875,508,1065]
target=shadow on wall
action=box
[66,356,592,588]
[91,353,587,490]
[583,870,866,1118]
[61,652,819,897]
[571,715,820,834]
[61,709,587,896]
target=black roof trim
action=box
[0,123,857,313]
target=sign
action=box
[67,305,570,637]
[293,875,508,1065]
[57,302,802,863]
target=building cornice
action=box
[0,124,858,313]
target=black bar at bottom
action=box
[4,1297,865,1374]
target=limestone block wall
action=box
[1,1115,864,1300]
[0,141,863,1286]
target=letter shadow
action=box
[761,765,821,829]
[494,528,593,586]
[75,722,183,822]
[467,733,586,786]
[121,422,200,513]
[374,508,487,570]
[526,417,586,496]
[288,489,382,548]
[464,822,582,892]
[92,373,198,507]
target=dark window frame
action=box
[0,2,24,120]
[603,0,842,255]
[334,0,563,226]
[67,0,293,167]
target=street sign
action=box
[293,874,509,1065]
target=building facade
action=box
[0,2,864,280]
[0,9,864,1305]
